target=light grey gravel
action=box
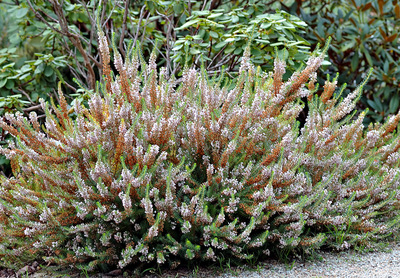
[213,242,400,278]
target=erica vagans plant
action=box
[0,28,400,271]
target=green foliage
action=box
[0,2,70,98]
[170,8,310,74]
[279,0,400,125]
[126,0,312,74]
[0,30,400,273]
[0,48,68,103]
[0,0,314,94]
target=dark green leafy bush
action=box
[0,1,78,101]
[0,29,400,272]
[280,0,400,125]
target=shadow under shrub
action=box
[0,30,400,272]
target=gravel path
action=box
[214,242,400,278]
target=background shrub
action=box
[278,0,400,125]
[0,30,400,272]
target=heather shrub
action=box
[1,30,400,272]
[0,0,311,177]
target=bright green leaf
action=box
[19,73,31,80]
[2,63,15,69]
[260,22,272,29]
[215,41,228,49]
[0,79,7,88]
[189,48,201,55]
[192,10,210,16]
[255,39,270,44]
[172,44,183,51]
[207,13,223,19]
[15,8,29,19]
[209,31,219,38]
[175,19,200,30]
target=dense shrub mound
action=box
[0,30,400,272]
